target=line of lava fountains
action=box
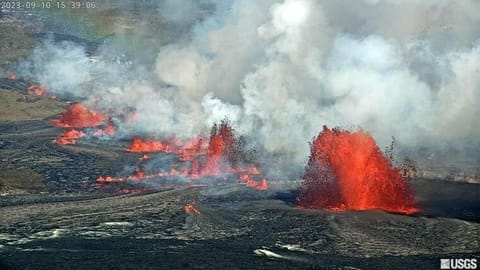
[50,103,417,213]
[98,120,268,191]
[297,126,418,214]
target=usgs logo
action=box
[441,259,477,269]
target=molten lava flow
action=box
[257,178,268,191]
[126,137,207,157]
[56,129,86,145]
[184,203,201,215]
[27,84,47,96]
[52,103,105,128]
[127,138,171,153]
[97,176,118,183]
[297,126,418,214]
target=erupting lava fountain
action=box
[297,126,418,214]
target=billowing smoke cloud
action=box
[152,0,480,163]
[15,0,480,173]
[16,39,93,96]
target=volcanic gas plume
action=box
[297,126,418,214]
[12,0,480,180]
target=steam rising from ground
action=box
[15,0,480,173]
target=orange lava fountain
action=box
[201,121,237,175]
[52,103,105,128]
[297,126,418,214]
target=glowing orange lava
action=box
[127,138,171,153]
[98,121,269,191]
[52,103,105,128]
[201,121,237,176]
[184,203,201,215]
[297,126,418,214]
[126,137,207,157]
[240,173,268,191]
[56,129,86,145]
[131,170,145,180]
[27,84,47,96]
[96,168,190,183]
[93,121,116,136]
[177,138,207,161]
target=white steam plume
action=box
[16,0,480,172]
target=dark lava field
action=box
[1,2,480,269]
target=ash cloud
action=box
[16,0,480,173]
